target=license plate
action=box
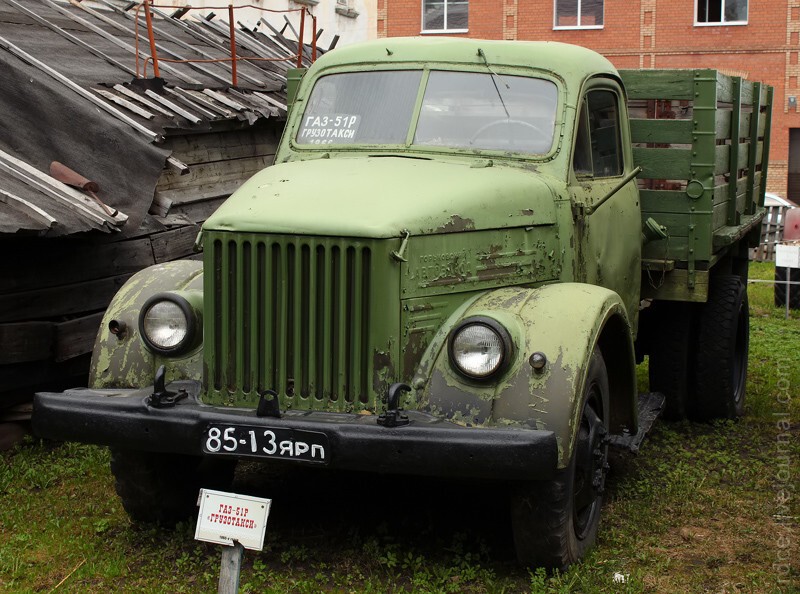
[203,424,329,463]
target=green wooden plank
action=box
[715,144,730,175]
[642,235,689,261]
[633,147,692,179]
[641,269,709,303]
[726,78,741,226]
[629,118,693,144]
[713,185,730,206]
[716,109,732,139]
[712,200,728,231]
[640,189,693,214]
[620,69,695,100]
[760,87,774,204]
[736,141,751,170]
[739,111,753,140]
[740,79,755,105]
[642,212,690,236]
[716,71,735,103]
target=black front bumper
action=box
[33,382,557,481]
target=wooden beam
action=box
[0,321,53,364]
[0,189,57,228]
[0,237,154,293]
[54,312,105,362]
[150,225,201,262]
[0,274,133,323]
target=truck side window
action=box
[573,89,623,178]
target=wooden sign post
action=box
[195,489,273,594]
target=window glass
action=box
[423,0,468,31]
[573,90,622,178]
[296,71,422,145]
[415,71,558,154]
[296,70,559,156]
[697,0,747,24]
[555,0,603,28]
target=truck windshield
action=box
[296,70,558,155]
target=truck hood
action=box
[203,157,558,238]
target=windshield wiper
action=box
[478,48,510,119]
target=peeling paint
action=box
[436,214,476,234]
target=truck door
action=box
[570,82,641,327]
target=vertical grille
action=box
[209,236,373,410]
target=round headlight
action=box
[139,294,198,355]
[448,317,513,380]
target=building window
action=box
[422,0,468,32]
[696,0,747,25]
[554,0,603,29]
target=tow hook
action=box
[256,389,281,418]
[147,365,187,408]
[377,383,411,428]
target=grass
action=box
[1,262,798,593]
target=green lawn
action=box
[1,263,798,593]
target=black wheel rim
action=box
[572,391,606,540]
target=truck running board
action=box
[607,392,665,454]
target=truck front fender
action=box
[90,260,204,389]
[414,283,637,467]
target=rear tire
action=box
[690,275,749,421]
[510,349,609,569]
[110,449,236,525]
[648,301,696,420]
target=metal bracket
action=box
[390,230,410,262]
[256,389,281,418]
[377,383,411,428]
[147,365,187,408]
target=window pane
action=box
[725,0,747,21]
[423,0,445,30]
[297,71,422,145]
[414,71,558,154]
[697,0,708,22]
[573,104,593,176]
[447,0,469,29]
[582,0,603,26]
[587,90,622,177]
[556,0,578,27]
[698,0,727,22]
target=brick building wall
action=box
[383,0,800,201]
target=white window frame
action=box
[553,0,604,30]
[694,0,748,26]
[420,0,469,34]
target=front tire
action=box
[510,349,609,569]
[110,449,237,525]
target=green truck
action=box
[34,38,772,569]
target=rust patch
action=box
[372,349,396,400]
[521,208,534,215]
[402,329,429,381]
[436,214,476,233]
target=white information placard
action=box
[776,243,800,269]
[195,489,272,551]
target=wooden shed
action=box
[0,0,321,440]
